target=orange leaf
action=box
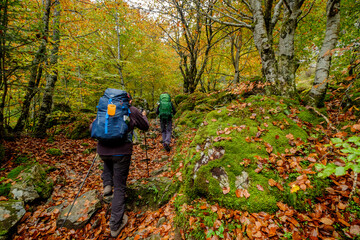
[277,202,287,211]
[268,179,277,187]
[200,205,207,210]
[235,189,242,198]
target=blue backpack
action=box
[91,88,131,142]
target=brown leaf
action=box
[351,124,360,132]
[222,187,230,195]
[286,133,294,140]
[243,189,250,199]
[309,228,319,240]
[338,202,347,210]
[211,119,217,122]
[277,202,287,211]
[350,225,360,235]
[256,184,264,191]
[320,217,334,225]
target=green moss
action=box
[174,94,189,105]
[175,95,324,213]
[126,177,179,211]
[46,148,62,156]
[66,114,92,139]
[0,183,11,197]
[7,165,29,179]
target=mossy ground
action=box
[173,93,329,217]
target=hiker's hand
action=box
[142,110,147,116]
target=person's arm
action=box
[131,106,149,131]
[156,105,160,115]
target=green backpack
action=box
[159,93,172,120]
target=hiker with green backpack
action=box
[156,92,176,152]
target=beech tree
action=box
[14,0,51,133]
[307,0,341,107]
[157,0,227,93]
[195,0,315,97]
[35,0,61,137]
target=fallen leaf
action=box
[277,202,287,211]
[320,217,334,225]
[268,179,277,187]
[222,187,230,195]
[256,184,264,191]
[350,225,360,235]
[243,189,250,199]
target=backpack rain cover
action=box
[159,93,172,120]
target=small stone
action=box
[156,217,166,227]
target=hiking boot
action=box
[103,185,112,196]
[110,214,128,238]
[164,144,171,152]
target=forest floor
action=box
[2,121,179,240]
[2,95,360,240]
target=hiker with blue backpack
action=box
[90,88,149,238]
[156,92,176,152]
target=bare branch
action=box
[298,0,316,23]
[283,0,292,12]
[271,0,283,27]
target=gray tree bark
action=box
[35,0,61,138]
[308,0,341,107]
[14,0,51,133]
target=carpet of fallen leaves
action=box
[1,86,360,239]
[2,122,178,240]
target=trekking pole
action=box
[60,153,98,229]
[143,131,150,177]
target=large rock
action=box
[0,200,26,239]
[10,163,53,203]
[57,189,101,229]
[126,177,178,211]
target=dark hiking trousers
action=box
[160,118,172,146]
[100,155,131,231]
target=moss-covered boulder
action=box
[0,200,26,239]
[10,163,53,203]
[179,95,328,213]
[126,177,179,211]
[66,114,93,139]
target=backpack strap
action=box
[105,98,112,134]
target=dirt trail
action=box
[3,120,178,240]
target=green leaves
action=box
[317,137,360,178]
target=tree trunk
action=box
[0,0,9,140]
[115,12,125,89]
[35,0,60,138]
[250,0,279,94]
[277,0,302,97]
[308,0,341,107]
[14,0,51,133]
